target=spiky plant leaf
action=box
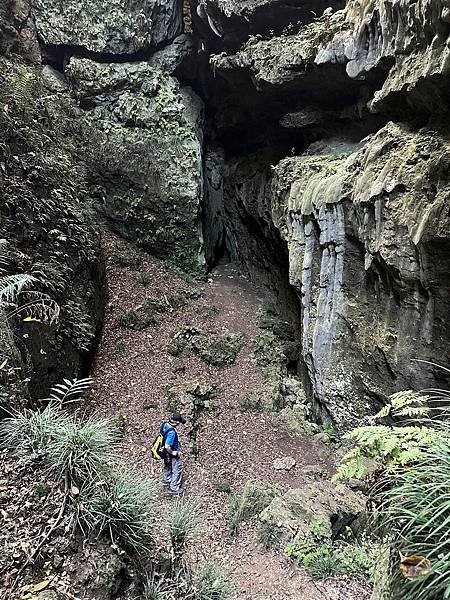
[46,414,120,482]
[76,466,158,552]
[167,498,202,548]
[48,377,93,406]
[0,403,70,455]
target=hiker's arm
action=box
[165,444,180,457]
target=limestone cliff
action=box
[205,0,450,426]
[1,0,449,427]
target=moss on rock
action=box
[67,58,204,275]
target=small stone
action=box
[273,456,296,471]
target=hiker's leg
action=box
[170,458,183,495]
[163,458,172,485]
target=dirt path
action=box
[92,233,370,600]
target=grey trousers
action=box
[163,456,183,495]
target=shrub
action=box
[76,466,158,552]
[285,520,373,581]
[227,480,277,535]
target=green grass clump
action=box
[76,466,158,552]
[0,404,67,455]
[376,447,450,600]
[167,498,202,551]
[257,519,283,550]
[194,564,234,600]
[46,414,119,481]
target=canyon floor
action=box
[90,232,371,600]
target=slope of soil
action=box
[91,232,371,600]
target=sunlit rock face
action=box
[31,0,183,54]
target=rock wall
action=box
[2,0,449,425]
[204,0,450,427]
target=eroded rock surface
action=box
[66,57,204,273]
[31,0,183,54]
[271,122,450,426]
[260,480,365,537]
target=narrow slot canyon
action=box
[1,0,450,599]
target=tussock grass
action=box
[377,447,450,600]
[46,414,119,482]
[194,564,234,600]
[0,403,68,455]
[76,466,158,552]
[167,498,202,549]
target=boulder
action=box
[168,326,244,365]
[31,0,183,54]
[273,456,296,471]
[260,480,365,538]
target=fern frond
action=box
[48,377,93,406]
[8,292,60,324]
[0,239,10,274]
[0,274,35,303]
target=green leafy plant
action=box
[285,521,373,581]
[0,403,68,455]
[142,577,174,600]
[334,391,449,481]
[374,446,450,600]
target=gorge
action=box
[1,0,450,598]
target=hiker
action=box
[161,412,186,496]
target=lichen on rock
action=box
[31,0,183,54]
[66,57,205,274]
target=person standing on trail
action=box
[161,412,186,497]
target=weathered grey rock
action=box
[273,456,296,471]
[271,122,450,428]
[66,57,204,274]
[260,480,365,537]
[197,0,345,47]
[31,0,183,54]
[0,0,41,60]
[168,326,244,365]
